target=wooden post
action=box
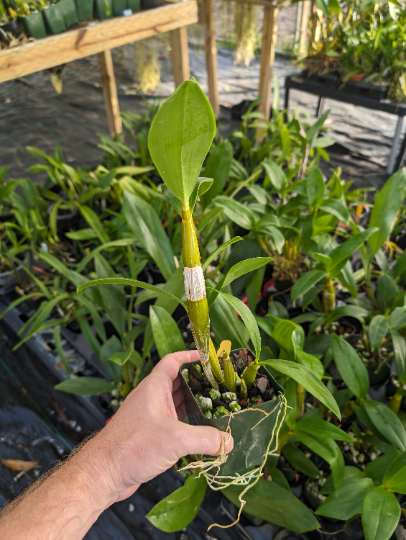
[201,0,219,116]
[98,49,122,138]
[258,4,279,123]
[170,27,190,87]
[299,0,311,55]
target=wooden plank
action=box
[299,0,311,54]
[169,27,190,87]
[98,50,122,138]
[223,0,277,7]
[0,1,198,84]
[201,0,219,116]
[258,4,278,124]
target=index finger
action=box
[153,350,201,381]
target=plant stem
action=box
[322,275,335,315]
[296,384,305,420]
[182,206,222,389]
[388,387,403,414]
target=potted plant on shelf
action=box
[0,0,23,44]
[94,0,111,20]
[74,0,93,21]
[15,0,47,39]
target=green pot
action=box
[180,350,285,477]
[113,0,127,15]
[42,4,67,35]
[75,0,94,20]
[127,0,140,13]
[18,12,47,40]
[60,0,79,27]
[95,0,112,19]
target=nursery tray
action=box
[180,352,284,477]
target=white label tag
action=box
[183,266,206,301]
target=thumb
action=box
[177,423,234,457]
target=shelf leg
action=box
[98,49,122,139]
[201,0,219,116]
[387,116,404,175]
[299,1,311,56]
[257,4,279,139]
[170,27,190,88]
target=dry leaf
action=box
[0,459,39,472]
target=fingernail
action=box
[225,435,234,453]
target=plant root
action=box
[179,394,289,531]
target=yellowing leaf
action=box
[0,459,39,472]
[217,340,231,357]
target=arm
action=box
[0,350,233,540]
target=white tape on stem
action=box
[183,266,206,301]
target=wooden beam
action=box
[98,49,122,138]
[258,4,278,123]
[299,0,311,54]
[222,0,277,7]
[0,1,198,84]
[201,0,219,116]
[169,27,190,88]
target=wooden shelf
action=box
[0,1,198,84]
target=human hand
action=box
[82,350,234,504]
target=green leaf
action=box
[259,359,340,418]
[368,315,389,350]
[161,186,182,216]
[328,0,341,14]
[368,168,406,263]
[65,228,98,241]
[223,479,319,533]
[148,79,215,206]
[55,377,115,396]
[292,430,344,487]
[383,450,406,493]
[209,288,248,349]
[79,206,110,244]
[200,141,233,206]
[100,335,123,383]
[215,291,261,360]
[392,329,406,383]
[377,274,397,312]
[214,196,257,230]
[361,486,400,540]
[53,326,70,376]
[329,228,377,278]
[324,305,369,327]
[146,473,207,532]
[316,478,374,520]
[364,399,406,452]
[189,177,213,211]
[150,306,186,358]
[95,256,127,338]
[295,417,354,442]
[76,239,135,274]
[319,198,349,224]
[314,0,329,18]
[306,167,325,207]
[390,308,406,330]
[271,319,304,358]
[296,350,324,380]
[331,335,369,399]
[77,278,187,311]
[215,257,272,295]
[320,466,362,495]
[109,350,143,367]
[364,453,397,484]
[282,443,321,478]
[123,191,175,280]
[262,160,287,191]
[291,269,327,303]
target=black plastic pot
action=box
[127,0,140,12]
[95,0,113,19]
[141,0,161,8]
[60,0,79,27]
[74,0,94,20]
[1,19,23,38]
[113,0,127,15]
[180,350,285,477]
[42,4,67,35]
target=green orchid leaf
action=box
[368,315,389,350]
[189,177,214,211]
[361,486,400,540]
[77,278,188,311]
[282,443,321,478]
[364,399,406,452]
[223,479,319,533]
[55,377,116,396]
[329,228,377,278]
[262,160,287,191]
[392,329,406,383]
[296,350,324,380]
[200,140,233,206]
[150,306,186,358]
[331,335,369,399]
[214,196,257,230]
[148,79,216,207]
[259,359,340,419]
[291,269,327,303]
[295,417,354,442]
[147,473,207,532]
[316,478,374,520]
[383,450,406,494]
[306,167,325,207]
